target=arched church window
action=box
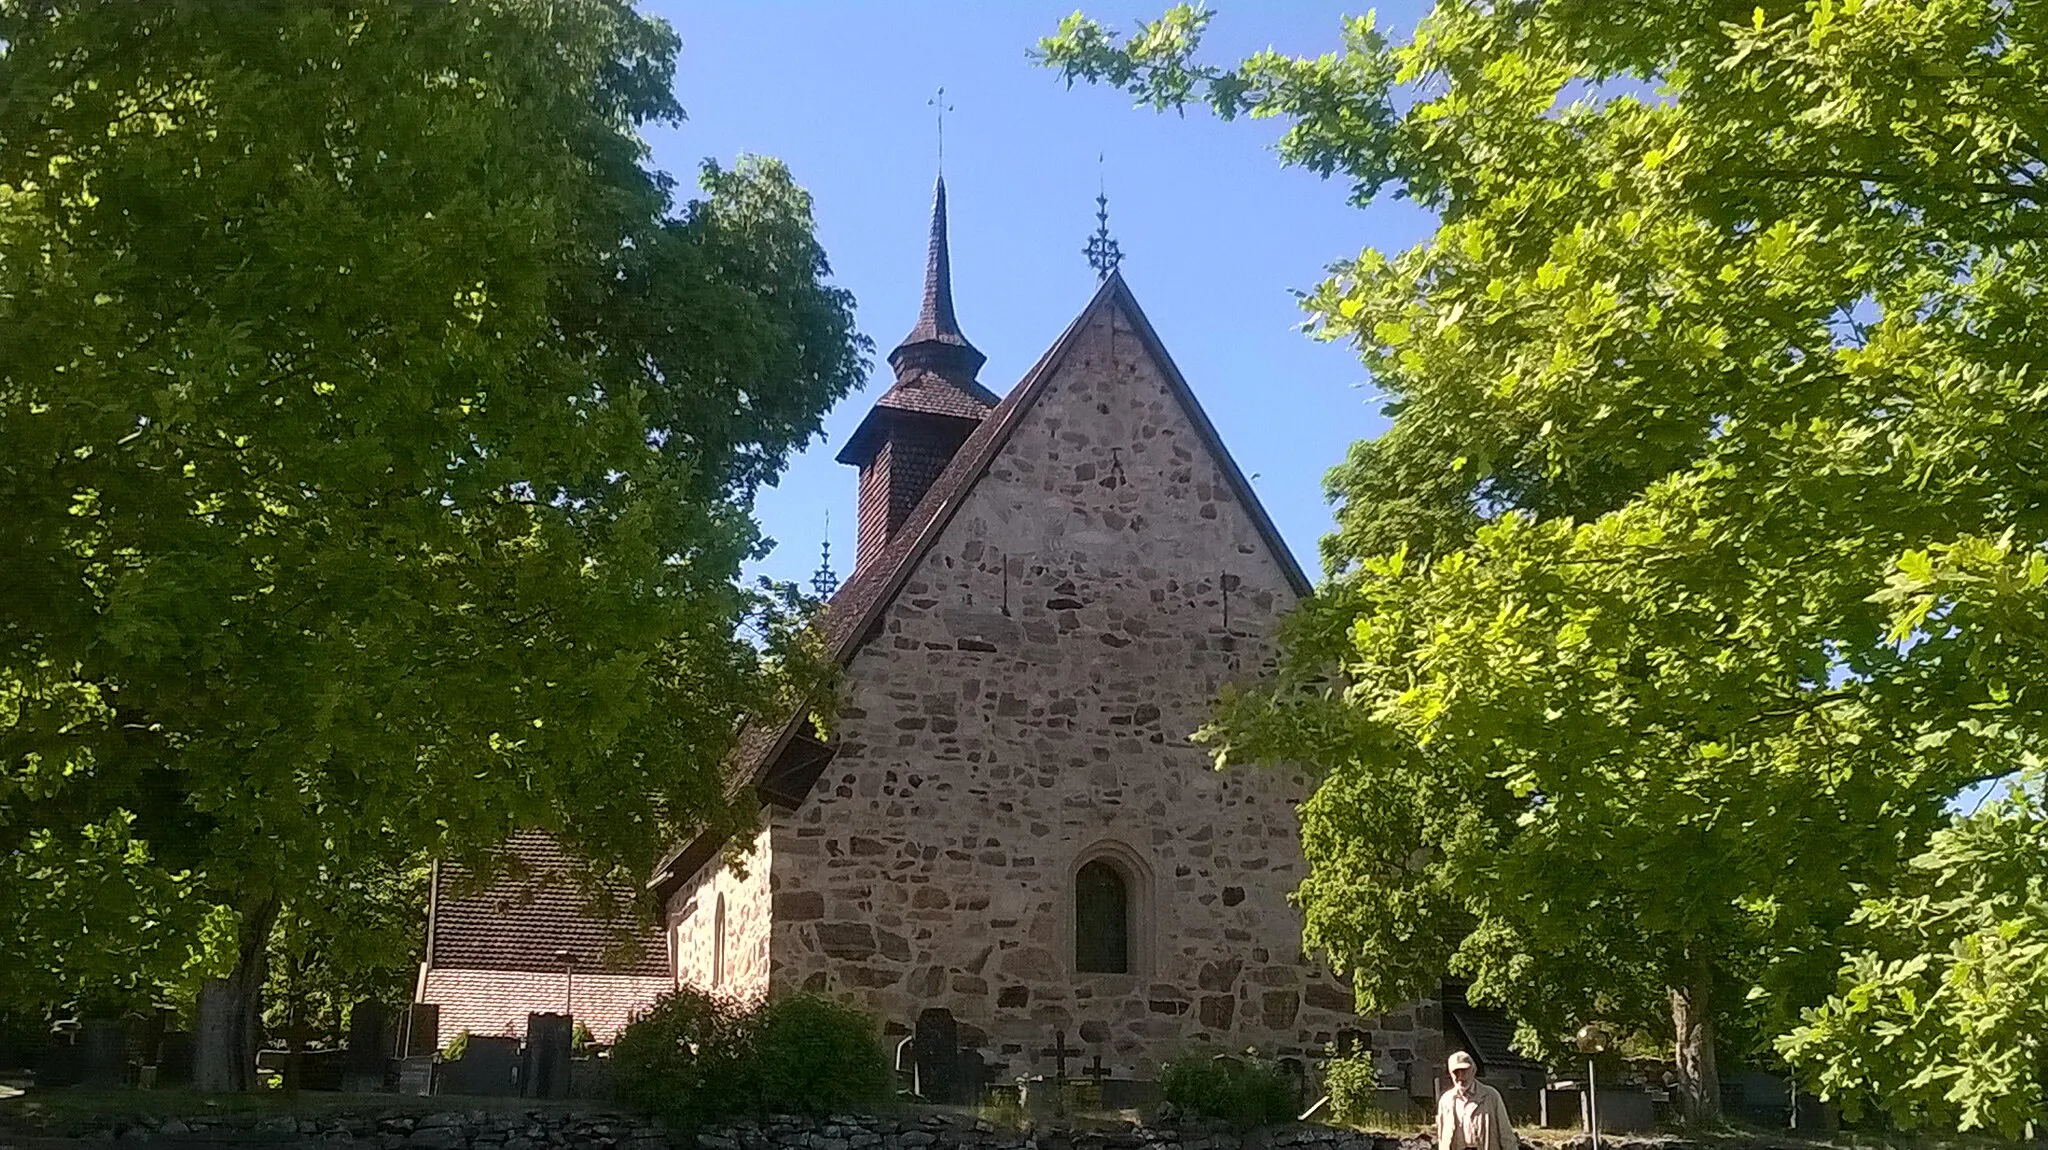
[1075,860,1130,973]
[712,893,727,988]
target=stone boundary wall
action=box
[0,1104,1851,1145]
[0,1107,1834,1150]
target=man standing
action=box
[1438,1051,1518,1150]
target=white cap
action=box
[1447,1051,1476,1072]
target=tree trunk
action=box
[195,891,278,1092]
[1670,963,1721,1124]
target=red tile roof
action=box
[430,831,668,978]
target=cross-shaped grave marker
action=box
[1039,1028,1077,1079]
[1081,1052,1113,1083]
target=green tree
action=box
[1042,0,2047,1122]
[0,1,865,1089]
[263,859,429,1048]
[1778,772,2047,1136]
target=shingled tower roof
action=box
[837,176,998,570]
[888,176,991,385]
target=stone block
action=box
[1196,959,1241,992]
[815,923,878,960]
[776,891,826,920]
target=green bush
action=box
[1159,1049,1298,1130]
[1324,1053,1415,1129]
[610,989,890,1125]
[750,994,892,1114]
[609,987,752,1126]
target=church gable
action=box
[761,274,1385,1075]
[868,281,1306,668]
[834,272,1309,671]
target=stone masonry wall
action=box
[670,825,775,1001]
[767,299,1438,1083]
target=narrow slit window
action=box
[712,893,727,988]
[1075,860,1129,973]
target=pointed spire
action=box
[888,176,987,384]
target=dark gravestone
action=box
[1595,1089,1656,1132]
[1498,1086,1541,1124]
[300,1048,347,1091]
[79,1019,129,1088]
[1541,1087,1582,1128]
[1100,1077,1161,1109]
[522,1013,573,1099]
[437,1035,520,1097]
[403,1004,440,1058]
[344,1000,391,1091]
[912,1008,966,1103]
[256,1047,346,1091]
[156,1032,194,1087]
[567,1055,613,1101]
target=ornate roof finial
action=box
[811,516,839,599]
[1085,155,1123,281]
[929,87,952,173]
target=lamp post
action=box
[555,948,573,1020]
[1575,1025,1611,1150]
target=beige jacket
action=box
[1437,1080,1517,1150]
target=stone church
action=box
[419,180,1453,1092]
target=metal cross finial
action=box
[1084,154,1123,280]
[929,87,953,171]
[810,515,839,599]
[1084,197,1123,281]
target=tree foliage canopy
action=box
[1778,773,2046,1137]
[1043,0,2047,1126]
[1,0,865,1023]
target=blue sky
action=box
[638,2,1436,589]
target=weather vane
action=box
[929,87,953,171]
[1084,153,1123,280]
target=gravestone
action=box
[402,1004,440,1058]
[396,1054,434,1097]
[1100,1076,1161,1110]
[257,1046,346,1091]
[437,1035,520,1096]
[1589,1088,1656,1132]
[521,1013,573,1100]
[343,1000,390,1092]
[1541,1087,1583,1128]
[155,1032,194,1087]
[912,1008,978,1104]
[79,1019,129,1088]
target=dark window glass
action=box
[1076,860,1129,973]
[712,894,726,987]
